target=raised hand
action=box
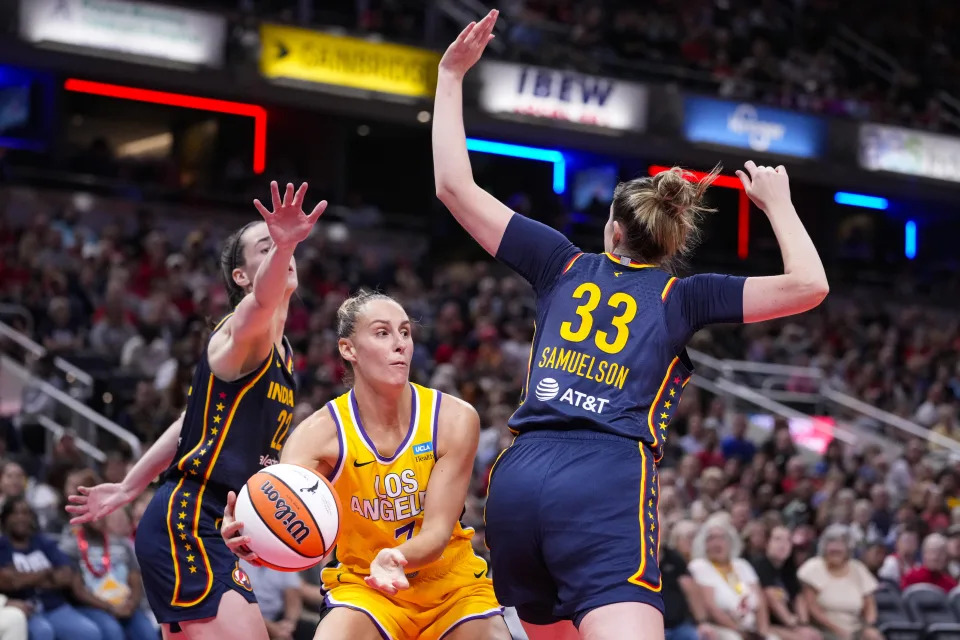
[253,181,327,250]
[66,483,132,525]
[735,161,792,213]
[364,548,410,595]
[220,491,261,566]
[439,9,498,78]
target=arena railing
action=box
[0,319,94,393]
[688,349,960,459]
[1,355,142,459]
[36,415,107,464]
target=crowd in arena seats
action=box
[3,183,960,638]
[501,0,957,132]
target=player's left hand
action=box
[365,548,410,595]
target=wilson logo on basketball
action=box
[260,480,311,544]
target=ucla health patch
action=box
[413,442,433,456]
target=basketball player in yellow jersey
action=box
[222,290,509,640]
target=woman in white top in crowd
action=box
[797,525,881,640]
[688,513,777,640]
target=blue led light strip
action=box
[834,191,889,210]
[466,138,566,194]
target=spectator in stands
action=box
[861,541,889,578]
[689,513,774,640]
[947,526,960,579]
[675,452,700,498]
[0,461,57,532]
[901,532,958,591]
[798,524,881,640]
[887,440,925,504]
[721,414,756,463]
[868,485,894,540]
[60,511,157,640]
[659,540,715,640]
[670,520,699,563]
[692,467,726,517]
[920,486,950,532]
[679,414,707,455]
[39,297,84,355]
[237,559,307,640]
[878,527,920,586]
[761,418,797,469]
[751,525,821,640]
[88,286,137,361]
[696,429,725,470]
[0,497,108,640]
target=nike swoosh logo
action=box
[474,570,486,578]
[353,460,374,467]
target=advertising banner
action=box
[860,124,960,183]
[477,61,648,132]
[683,96,825,158]
[19,0,226,67]
[260,24,440,99]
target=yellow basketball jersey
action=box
[323,383,473,576]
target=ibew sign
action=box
[478,61,648,132]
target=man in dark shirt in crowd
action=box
[751,525,821,640]
[660,545,714,640]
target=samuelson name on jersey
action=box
[535,345,630,390]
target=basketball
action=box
[234,463,342,572]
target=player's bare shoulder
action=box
[435,393,480,458]
[280,405,341,478]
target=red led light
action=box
[649,165,750,260]
[64,79,267,174]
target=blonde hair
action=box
[610,165,719,268]
[336,289,400,385]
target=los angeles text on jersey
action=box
[536,345,630,390]
[350,469,426,522]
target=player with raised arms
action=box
[66,181,325,640]
[433,10,829,640]
[221,290,510,640]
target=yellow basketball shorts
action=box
[320,546,502,640]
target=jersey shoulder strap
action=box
[409,384,442,461]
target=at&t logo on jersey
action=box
[535,378,560,401]
[533,377,609,414]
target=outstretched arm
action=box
[66,412,184,524]
[738,162,829,322]
[365,397,480,595]
[433,11,514,257]
[209,181,326,378]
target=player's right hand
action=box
[65,483,131,525]
[253,181,327,250]
[439,9,498,78]
[221,491,262,566]
[735,161,792,213]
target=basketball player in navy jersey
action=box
[433,11,829,640]
[67,181,326,640]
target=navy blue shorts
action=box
[135,479,257,625]
[484,430,663,627]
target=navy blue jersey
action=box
[163,314,297,495]
[497,214,744,458]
